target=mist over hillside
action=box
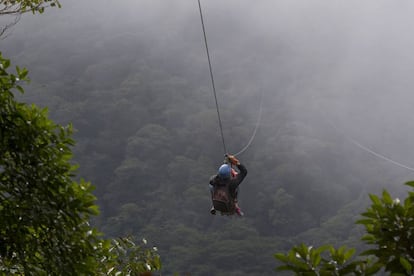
[2,0,414,274]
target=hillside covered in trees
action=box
[2,0,414,275]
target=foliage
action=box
[0,52,101,274]
[0,0,60,38]
[2,3,408,274]
[275,244,375,275]
[357,182,414,275]
[275,182,414,275]
[0,0,60,15]
[0,53,162,275]
[100,237,161,276]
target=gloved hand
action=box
[227,154,240,165]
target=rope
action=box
[197,0,227,154]
[326,118,414,173]
[234,88,264,156]
[348,136,414,172]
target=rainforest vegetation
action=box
[1,0,414,275]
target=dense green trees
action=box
[0,52,98,274]
[0,2,162,273]
[275,182,414,275]
[0,52,98,273]
[0,52,161,275]
[2,1,412,274]
[360,183,414,274]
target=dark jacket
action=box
[209,163,247,199]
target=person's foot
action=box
[235,207,244,216]
[210,207,216,215]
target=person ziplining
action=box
[197,0,259,216]
[209,154,247,216]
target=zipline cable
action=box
[197,0,227,154]
[326,117,414,173]
[234,88,264,157]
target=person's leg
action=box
[232,188,244,216]
[234,202,243,216]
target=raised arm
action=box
[227,154,247,183]
[235,163,247,181]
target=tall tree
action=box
[0,52,102,274]
[0,51,162,276]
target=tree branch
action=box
[0,13,21,39]
[0,1,60,16]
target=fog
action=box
[3,0,414,180]
[4,1,414,274]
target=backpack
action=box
[212,182,235,214]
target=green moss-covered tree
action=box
[275,182,414,275]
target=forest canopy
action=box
[2,0,414,275]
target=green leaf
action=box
[19,67,29,79]
[312,253,321,267]
[382,190,393,205]
[4,58,10,68]
[16,85,25,94]
[344,248,356,261]
[360,249,380,256]
[360,211,378,219]
[316,244,332,253]
[405,181,414,188]
[88,205,100,215]
[274,253,289,262]
[364,262,383,275]
[361,235,376,243]
[400,257,412,274]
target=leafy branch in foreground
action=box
[0,51,100,274]
[0,53,162,275]
[0,0,61,39]
[274,244,376,275]
[0,0,61,15]
[100,237,162,275]
[356,182,414,275]
[275,182,414,275]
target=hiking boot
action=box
[210,207,216,215]
[235,207,244,216]
[234,201,244,216]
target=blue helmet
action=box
[218,164,231,179]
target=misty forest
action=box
[1,0,414,275]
